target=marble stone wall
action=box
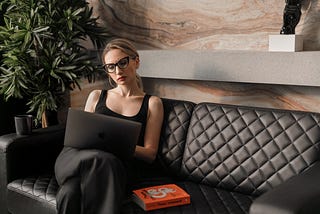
[70,0,320,115]
[89,0,320,51]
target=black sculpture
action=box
[280,0,302,34]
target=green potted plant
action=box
[0,0,109,127]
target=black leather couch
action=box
[1,98,320,214]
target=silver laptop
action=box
[64,108,142,159]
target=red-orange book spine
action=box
[132,184,190,211]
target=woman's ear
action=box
[135,57,140,69]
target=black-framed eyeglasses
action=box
[102,56,134,73]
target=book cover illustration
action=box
[132,184,190,211]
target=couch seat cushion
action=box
[121,181,255,214]
[7,174,58,214]
[7,176,255,214]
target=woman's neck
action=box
[115,85,144,97]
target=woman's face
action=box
[104,49,139,86]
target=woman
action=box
[54,38,164,214]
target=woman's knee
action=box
[55,148,125,184]
[80,150,124,171]
[55,147,81,184]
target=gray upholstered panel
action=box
[182,103,320,196]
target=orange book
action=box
[132,184,190,211]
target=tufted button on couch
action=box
[1,98,320,214]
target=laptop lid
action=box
[64,108,142,160]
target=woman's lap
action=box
[54,146,125,185]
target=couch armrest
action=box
[250,162,320,214]
[0,124,65,214]
[0,124,65,181]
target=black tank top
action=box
[94,90,150,146]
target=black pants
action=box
[54,147,127,214]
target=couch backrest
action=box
[181,102,320,196]
[157,98,195,176]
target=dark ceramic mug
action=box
[14,115,33,135]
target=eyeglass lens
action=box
[104,56,129,73]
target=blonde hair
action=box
[102,38,143,89]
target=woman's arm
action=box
[134,96,164,163]
[84,90,101,112]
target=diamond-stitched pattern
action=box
[158,99,195,174]
[182,103,320,196]
[8,175,58,205]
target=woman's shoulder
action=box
[84,89,104,112]
[148,95,163,111]
[88,89,103,99]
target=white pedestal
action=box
[268,35,303,52]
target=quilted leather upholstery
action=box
[2,99,320,214]
[121,181,255,214]
[182,103,320,196]
[8,175,255,214]
[7,175,58,214]
[157,99,195,175]
[8,175,58,205]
